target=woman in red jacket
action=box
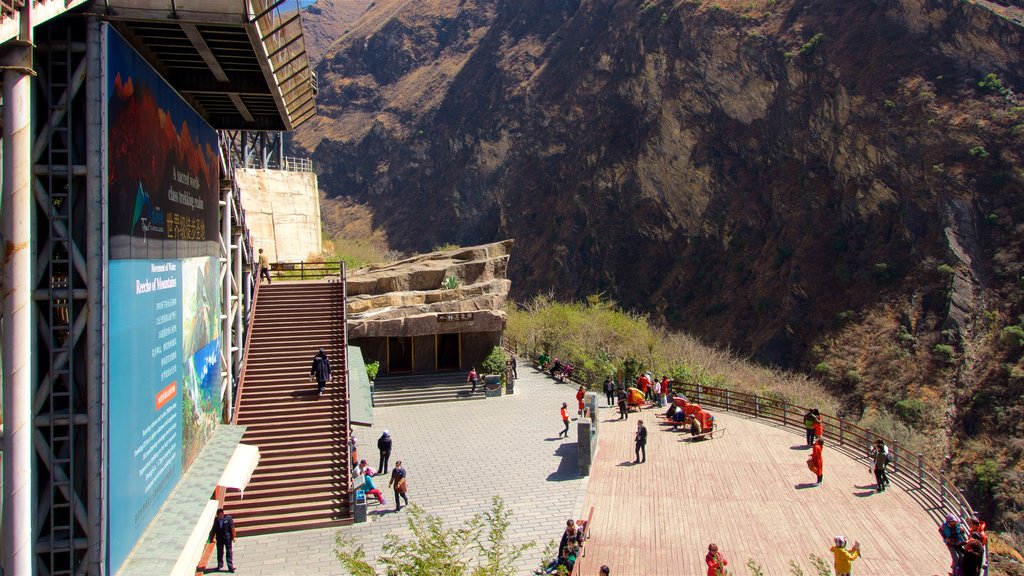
[576,385,586,417]
[809,438,824,485]
[705,543,727,576]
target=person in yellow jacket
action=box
[830,536,861,576]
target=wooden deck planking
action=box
[576,410,950,576]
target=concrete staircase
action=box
[225,281,352,536]
[372,371,485,407]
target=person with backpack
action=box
[829,536,861,576]
[939,514,969,572]
[309,347,331,397]
[869,439,891,492]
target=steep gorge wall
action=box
[297,0,1024,531]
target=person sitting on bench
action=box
[688,413,703,437]
[671,407,687,429]
[549,358,563,378]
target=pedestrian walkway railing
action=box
[269,260,342,281]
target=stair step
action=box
[234,517,352,538]
[231,504,347,527]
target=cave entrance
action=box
[436,333,460,371]
[387,336,413,373]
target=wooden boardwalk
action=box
[574,409,950,576]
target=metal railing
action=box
[281,155,313,173]
[269,260,342,280]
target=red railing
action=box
[231,276,261,424]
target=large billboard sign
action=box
[105,25,222,572]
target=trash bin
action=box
[484,374,502,397]
[353,490,367,523]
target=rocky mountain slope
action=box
[296,0,1024,543]
[300,0,373,65]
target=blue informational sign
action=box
[105,25,222,573]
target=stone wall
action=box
[236,168,322,264]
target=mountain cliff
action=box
[296,0,1024,540]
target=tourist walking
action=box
[309,347,331,397]
[603,377,615,407]
[869,439,890,492]
[705,543,727,576]
[559,403,571,438]
[939,514,969,572]
[209,508,237,573]
[812,409,823,441]
[576,385,586,418]
[803,409,817,447]
[617,389,628,420]
[257,247,271,285]
[377,431,393,474]
[960,534,985,576]
[633,420,647,464]
[659,376,670,408]
[468,367,480,393]
[389,461,409,511]
[509,357,518,379]
[829,536,860,576]
[808,438,824,485]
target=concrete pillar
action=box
[2,37,35,576]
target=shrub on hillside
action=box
[481,346,507,376]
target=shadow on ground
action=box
[546,442,580,482]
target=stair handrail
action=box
[340,260,351,475]
[232,274,262,424]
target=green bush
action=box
[977,73,1008,95]
[968,145,989,158]
[974,459,1003,497]
[999,325,1024,349]
[481,346,507,376]
[894,398,926,426]
[933,344,956,363]
[937,264,956,276]
[884,99,896,109]
[365,360,380,381]
[441,275,460,289]
[813,362,832,376]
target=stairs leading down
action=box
[372,372,485,407]
[225,281,351,536]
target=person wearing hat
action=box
[939,513,969,571]
[829,536,861,576]
[309,347,331,397]
[705,543,727,576]
[377,430,393,474]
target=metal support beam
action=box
[228,93,255,124]
[180,23,229,83]
[2,31,35,576]
[85,18,106,576]
[221,188,233,421]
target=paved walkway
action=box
[231,366,589,575]
[574,406,951,575]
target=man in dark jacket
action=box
[633,420,647,464]
[603,377,615,407]
[209,508,236,572]
[310,347,331,397]
[377,430,393,474]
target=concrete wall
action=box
[235,168,321,264]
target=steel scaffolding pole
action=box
[84,18,106,576]
[2,34,35,576]
[221,186,233,421]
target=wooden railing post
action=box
[891,445,898,472]
[754,395,760,418]
[839,419,845,447]
[940,477,947,514]
[918,454,925,489]
[696,385,702,405]
[782,401,788,426]
[725,390,730,411]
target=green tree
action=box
[335,496,532,576]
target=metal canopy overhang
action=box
[84,0,316,131]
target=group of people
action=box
[939,513,988,576]
[352,430,409,511]
[536,519,585,574]
[556,385,589,438]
